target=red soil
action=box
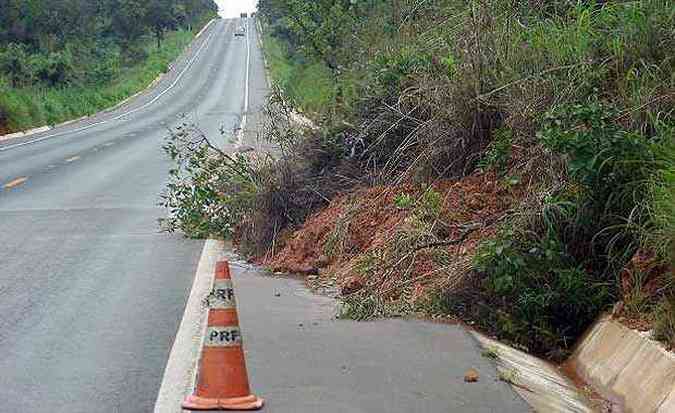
[258,171,524,298]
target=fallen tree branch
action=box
[413,226,479,252]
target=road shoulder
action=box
[156,244,531,412]
[154,239,224,413]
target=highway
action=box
[0,18,266,412]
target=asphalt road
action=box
[0,18,265,413]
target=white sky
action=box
[215,0,258,18]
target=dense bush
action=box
[161,96,354,254]
[475,231,612,358]
[472,102,670,357]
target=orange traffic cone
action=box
[182,261,264,411]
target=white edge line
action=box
[153,239,223,413]
[0,19,219,153]
[195,19,215,39]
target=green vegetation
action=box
[0,31,194,131]
[164,0,674,356]
[473,102,669,357]
[0,0,217,133]
[651,138,675,347]
[262,34,335,114]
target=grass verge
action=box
[0,29,196,133]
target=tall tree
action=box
[110,0,150,47]
[145,0,176,49]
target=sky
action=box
[215,0,258,18]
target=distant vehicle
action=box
[234,27,246,37]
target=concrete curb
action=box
[471,332,594,412]
[154,239,224,413]
[0,18,216,143]
[569,314,675,413]
[0,126,51,142]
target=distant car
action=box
[234,27,246,37]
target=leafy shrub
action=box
[373,48,433,92]
[394,193,414,210]
[478,128,512,175]
[474,227,612,358]
[539,102,658,274]
[0,44,76,87]
[472,102,663,358]
[122,42,149,64]
[444,53,457,78]
[90,46,122,84]
[417,189,442,222]
[540,102,655,200]
[30,50,75,85]
[160,123,257,238]
[0,43,33,86]
[393,189,443,222]
[161,94,352,254]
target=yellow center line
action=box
[65,155,80,163]
[3,176,28,190]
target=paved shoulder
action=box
[161,251,530,413]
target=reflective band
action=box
[205,326,242,347]
[209,280,236,309]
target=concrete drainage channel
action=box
[470,314,675,413]
[568,315,675,412]
[470,333,596,412]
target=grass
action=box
[262,33,335,114]
[654,297,675,348]
[0,29,195,133]
[481,346,500,361]
[649,137,675,347]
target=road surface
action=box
[164,249,531,413]
[0,18,529,413]
[0,18,266,413]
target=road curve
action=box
[0,18,266,413]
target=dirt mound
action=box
[257,171,525,307]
